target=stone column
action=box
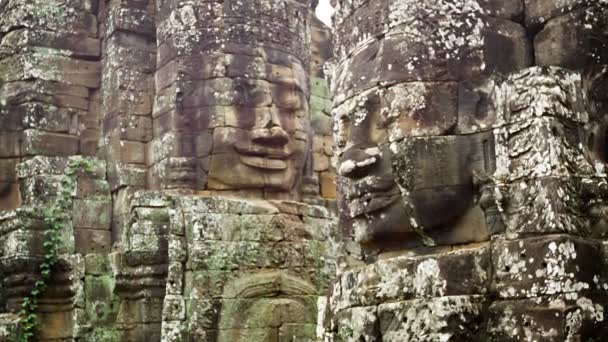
[0,0,102,210]
[328,0,608,341]
[0,0,105,340]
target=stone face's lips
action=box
[343,175,397,200]
[239,155,288,170]
[347,191,400,218]
[234,144,292,170]
[342,175,401,217]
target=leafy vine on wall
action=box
[18,158,96,342]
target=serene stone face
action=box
[206,56,310,195]
[334,93,412,245]
[334,88,491,249]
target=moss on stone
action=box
[85,327,120,342]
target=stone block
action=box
[84,253,112,275]
[482,17,533,75]
[0,132,22,158]
[22,130,79,156]
[185,299,221,331]
[72,199,112,230]
[377,296,487,342]
[0,0,98,35]
[279,324,316,342]
[331,245,490,311]
[389,134,491,246]
[119,140,146,164]
[217,296,317,329]
[0,183,21,211]
[492,235,603,299]
[116,298,164,324]
[79,128,100,157]
[103,114,152,143]
[0,80,89,110]
[332,306,379,342]
[319,171,336,199]
[84,275,118,323]
[11,102,81,133]
[166,260,185,294]
[478,0,524,19]
[0,52,100,88]
[162,295,186,321]
[188,241,304,271]
[0,314,20,341]
[0,28,100,58]
[487,295,608,341]
[75,177,111,200]
[107,161,147,190]
[187,212,282,242]
[497,177,598,236]
[106,7,156,37]
[75,229,112,254]
[314,152,330,172]
[37,310,76,340]
[105,39,155,74]
[0,224,45,259]
[147,157,198,190]
[535,9,608,68]
[0,159,18,184]
[524,0,586,28]
[147,132,196,165]
[132,207,170,223]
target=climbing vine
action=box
[17,157,96,342]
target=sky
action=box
[315,0,335,27]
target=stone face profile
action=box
[332,1,499,252]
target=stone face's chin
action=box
[350,198,414,244]
[346,191,400,218]
[208,151,303,193]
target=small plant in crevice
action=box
[17,157,96,342]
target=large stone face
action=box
[0,1,338,341]
[148,0,313,201]
[326,0,608,341]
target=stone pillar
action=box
[0,0,102,211]
[150,0,312,201]
[98,0,156,243]
[0,0,105,340]
[170,197,336,342]
[0,156,111,341]
[328,0,608,341]
[114,192,171,341]
[305,14,337,206]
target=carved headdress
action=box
[189,0,312,68]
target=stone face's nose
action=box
[338,146,382,178]
[251,126,290,147]
[251,108,290,147]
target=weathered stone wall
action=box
[327,0,608,341]
[0,0,102,211]
[307,16,337,203]
[0,1,338,341]
[0,156,111,340]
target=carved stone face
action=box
[335,87,491,250]
[206,56,310,197]
[334,92,416,246]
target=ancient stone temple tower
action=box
[327,0,608,341]
[0,0,336,341]
[0,0,607,341]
